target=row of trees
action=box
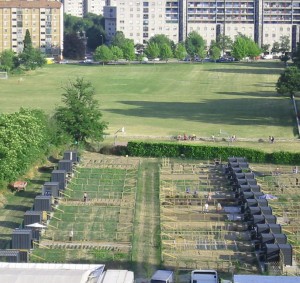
[91,31,263,63]
[0,30,46,73]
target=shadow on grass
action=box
[106,95,293,127]
[4,204,31,212]
[14,190,40,199]
[0,220,21,229]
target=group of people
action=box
[177,133,197,141]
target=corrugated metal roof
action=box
[101,270,134,283]
[233,275,300,283]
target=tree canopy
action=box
[185,31,206,60]
[276,66,300,97]
[54,78,108,144]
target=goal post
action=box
[0,72,8,79]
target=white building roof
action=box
[0,262,105,283]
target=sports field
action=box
[0,61,296,139]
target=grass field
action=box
[0,61,296,140]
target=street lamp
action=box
[114,127,125,146]
[100,34,103,45]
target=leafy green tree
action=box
[122,39,135,62]
[210,45,221,62]
[145,42,160,60]
[110,46,123,62]
[231,35,248,61]
[160,43,173,62]
[280,35,290,54]
[54,78,108,144]
[276,66,300,97]
[0,50,17,72]
[94,45,113,65]
[216,34,233,55]
[0,108,51,182]
[148,34,175,57]
[247,39,261,59]
[174,42,187,61]
[185,31,206,61]
[18,29,45,70]
[197,46,207,62]
[111,31,127,49]
[63,33,85,59]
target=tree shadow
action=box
[106,96,293,127]
[4,204,31,212]
[0,220,20,229]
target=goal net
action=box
[0,72,8,79]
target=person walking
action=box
[83,192,87,203]
[69,229,73,241]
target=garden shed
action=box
[11,229,32,249]
[42,182,60,197]
[34,195,53,211]
[51,170,67,190]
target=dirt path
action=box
[132,159,161,280]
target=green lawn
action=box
[0,61,296,139]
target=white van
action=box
[191,270,219,283]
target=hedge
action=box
[126,141,300,165]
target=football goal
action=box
[0,72,8,79]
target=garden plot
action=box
[254,164,300,270]
[33,154,140,263]
[159,159,258,273]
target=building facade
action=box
[104,0,300,52]
[61,0,106,17]
[0,0,63,55]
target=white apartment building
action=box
[104,0,300,52]
[62,0,106,17]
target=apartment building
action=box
[62,0,106,17]
[0,0,63,55]
[104,0,300,51]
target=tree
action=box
[110,46,123,62]
[174,42,187,61]
[63,32,85,59]
[160,43,173,62]
[145,42,160,60]
[197,45,207,62]
[247,39,261,59]
[111,31,127,49]
[23,29,33,50]
[185,31,206,61]
[216,34,233,55]
[17,29,45,70]
[261,44,271,53]
[280,35,290,54]
[231,35,248,61]
[148,34,175,57]
[94,45,112,65]
[54,78,108,144]
[122,39,135,62]
[210,46,221,62]
[276,66,300,97]
[0,50,17,72]
[272,41,281,53]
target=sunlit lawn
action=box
[0,61,297,142]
